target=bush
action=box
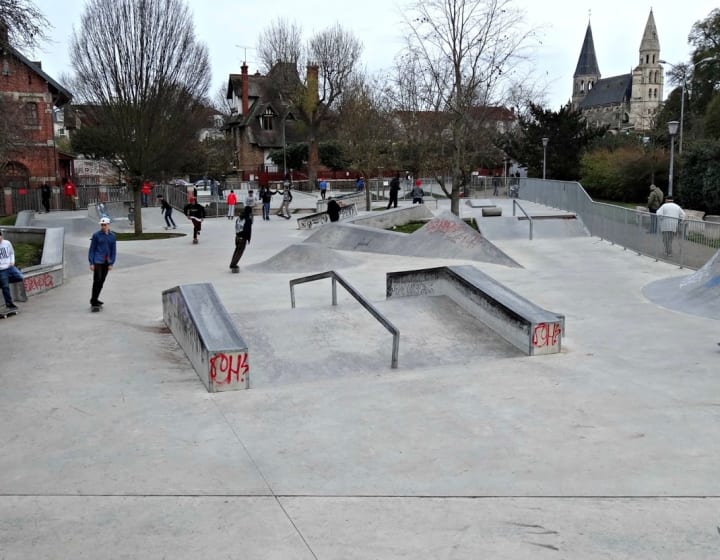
[679,140,720,213]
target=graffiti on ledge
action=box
[532,322,562,348]
[210,352,250,385]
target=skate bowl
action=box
[387,265,565,355]
[642,249,720,320]
[162,283,250,392]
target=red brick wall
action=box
[0,53,60,188]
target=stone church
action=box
[571,9,663,133]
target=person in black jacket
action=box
[41,183,52,213]
[387,173,400,209]
[230,205,253,271]
[183,197,205,244]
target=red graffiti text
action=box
[532,322,561,348]
[210,352,249,385]
[24,273,54,294]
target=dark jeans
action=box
[42,197,50,213]
[91,263,110,304]
[164,211,176,228]
[648,209,658,232]
[230,236,248,268]
[387,193,398,208]
[263,202,270,220]
[0,266,23,307]
[320,189,326,200]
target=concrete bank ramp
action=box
[643,249,720,320]
[231,295,522,387]
[475,215,590,240]
[248,242,361,273]
[304,211,520,267]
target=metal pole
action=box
[542,145,547,180]
[282,116,287,176]
[668,134,675,197]
[679,80,685,154]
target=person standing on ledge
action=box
[88,217,116,309]
[647,183,663,233]
[387,173,400,209]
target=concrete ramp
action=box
[643,249,720,320]
[230,295,522,387]
[248,243,361,273]
[304,211,520,267]
[476,215,589,240]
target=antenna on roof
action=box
[234,45,252,65]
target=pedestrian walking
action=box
[183,197,206,244]
[63,178,77,210]
[647,183,663,233]
[41,183,52,213]
[259,185,276,220]
[387,173,400,209]
[655,196,686,257]
[226,190,237,220]
[244,189,257,209]
[319,178,328,200]
[229,206,253,272]
[141,180,153,207]
[157,195,177,229]
[411,179,424,204]
[0,230,24,312]
[88,217,116,310]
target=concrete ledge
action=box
[162,283,249,392]
[3,226,65,300]
[297,203,358,229]
[316,191,365,213]
[482,206,502,217]
[347,204,433,229]
[14,210,35,226]
[387,265,564,355]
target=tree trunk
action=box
[133,185,143,234]
[308,137,319,184]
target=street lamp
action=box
[667,120,679,197]
[542,137,549,180]
[281,111,295,177]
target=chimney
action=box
[241,63,249,115]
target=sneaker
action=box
[6,304,18,311]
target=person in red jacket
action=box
[141,180,153,207]
[226,190,237,220]
[63,178,77,210]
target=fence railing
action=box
[517,178,720,270]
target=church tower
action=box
[572,22,601,109]
[629,9,664,131]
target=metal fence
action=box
[517,178,720,270]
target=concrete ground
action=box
[1,198,719,559]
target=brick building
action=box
[1,30,73,200]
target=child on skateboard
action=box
[229,205,253,272]
[88,217,116,310]
[183,197,206,244]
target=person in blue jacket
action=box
[88,217,117,308]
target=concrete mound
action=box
[304,211,520,267]
[642,249,720,320]
[249,242,360,273]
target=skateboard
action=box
[0,308,19,319]
[91,305,101,313]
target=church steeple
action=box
[572,22,601,109]
[629,9,663,131]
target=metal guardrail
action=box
[289,270,400,369]
[517,178,720,270]
[512,199,534,240]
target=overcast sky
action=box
[28,0,718,110]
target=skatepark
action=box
[1,195,719,558]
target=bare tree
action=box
[0,0,48,50]
[400,0,536,215]
[0,95,26,171]
[69,0,210,233]
[256,17,302,72]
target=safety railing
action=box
[289,270,400,369]
[512,199,534,240]
[517,178,720,270]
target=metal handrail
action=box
[512,199,534,240]
[289,270,400,369]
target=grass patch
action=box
[113,232,185,241]
[0,215,16,226]
[15,242,43,268]
[388,218,479,234]
[687,231,720,249]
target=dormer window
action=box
[260,107,274,131]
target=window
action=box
[260,107,274,131]
[24,102,38,126]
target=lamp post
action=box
[503,156,508,193]
[281,111,294,177]
[667,120,679,197]
[542,137,549,180]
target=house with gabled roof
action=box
[225,62,302,179]
[571,9,664,133]
[1,27,73,198]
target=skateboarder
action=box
[183,197,205,244]
[229,205,253,272]
[88,217,116,311]
[0,229,23,313]
[157,195,177,229]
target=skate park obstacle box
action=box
[162,283,249,391]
